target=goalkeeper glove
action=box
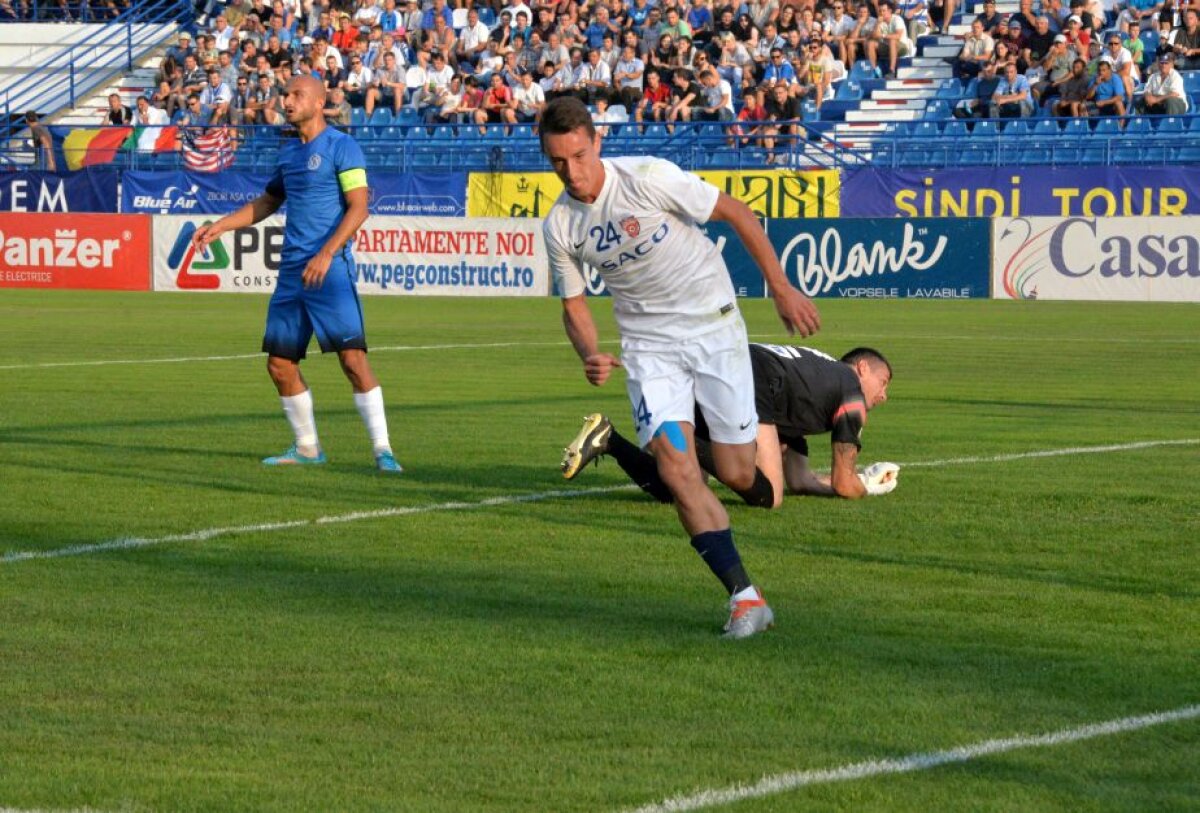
[858,461,900,496]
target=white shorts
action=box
[622,316,757,449]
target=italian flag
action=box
[60,126,179,171]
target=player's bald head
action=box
[287,73,327,103]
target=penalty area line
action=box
[621,704,1200,813]
[1,438,1195,566]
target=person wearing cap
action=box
[955,18,995,79]
[167,31,195,65]
[1066,0,1097,32]
[1063,15,1091,51]
[1137,53,1188,114]
[1032,33,1074,102]
[1085,59,1127,115]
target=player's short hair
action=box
[540,97,596,146]
[841,347,892,378]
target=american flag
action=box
[181,126,235,172]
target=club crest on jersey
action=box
[620,216,640,238]
[308,154,322,171]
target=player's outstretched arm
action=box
[708,192,820,337]
[562,295,621,386]
[192,192,283,247]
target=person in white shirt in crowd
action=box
[697,67,735,122]
[212,14,237,51]
[342,53,373,107]
[352,0,380,32]
[457,6,492,68]
[199,67,233,122]
[613,43,645,113]
[824,2,857,66]
[1137,52,1189,113]
[591,95,625,135]
[584,46,614,104]
[366,50,406,114]
[867,1,912,79]
[512,66,546,122]
[1103,31,1138,99]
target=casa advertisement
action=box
[840,166,1200,218]
[152,215,547,296]
[467,169,840,219]
[576,218,989,299]
[125,171,467,216]
[993,216,1200,302]
[0,168,118,213]
[0,212,151,289]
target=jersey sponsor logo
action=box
[620,215,640,238]
[595,221,670,273]
[308,154,322,171]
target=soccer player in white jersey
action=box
[540,97,821,639]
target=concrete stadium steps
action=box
[872,87,939,100]
[897,62,954,80]
[859,98,929,112]
[57,57,162,125]
[845,107,924,122]
[922,43,962,58]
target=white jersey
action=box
[544,156,736,345]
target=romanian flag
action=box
[56,126,180,171]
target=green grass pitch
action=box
[0,291,1197,812]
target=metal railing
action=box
[6,116,1196,173]
[0,0,191,132]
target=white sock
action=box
[354,386,392,455]
[732,585,761,603]
[280,390,319,451]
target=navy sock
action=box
[608,428,674,504]
[735,468,775,509]
[690,528,751,595]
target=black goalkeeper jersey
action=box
[746,343,867,456]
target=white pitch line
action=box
[0,340,570,372]
[902,438,1199,468]
[622,704,1200,813]
[0,485,636,565]
[2,332,1197,372]
[1,438,1195,566]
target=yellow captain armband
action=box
[338,168,368,192]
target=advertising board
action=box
[0,213,150,290]
[993,216,1200,301]
[152,215,547,296]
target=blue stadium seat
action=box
[910,120,939,138]
[1139,30,1160,66]
[1184,71,1200,96]
[1091,117,1120,136]
[350,108,367,127]
[395,107,420,126]
[1155,116,1185,132]
[936,79,963,100]
[1001,120,1030,134]
[835,80,863,101]
[1033,118,1060,136]
[1123,116,1152,135]
[477,6,496,26]
[924,100,950,119]
[407,124,430,139]
[971,119,997,136]
[1188,115,1200,132]
[942,119,967,137]
[849,60,877,81]
[1061,118,1089,137]
[368,109,393,126]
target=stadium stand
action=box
[2,0,1198,172]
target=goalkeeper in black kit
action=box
[561,345,898,507]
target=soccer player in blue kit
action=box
[193,75,402,472]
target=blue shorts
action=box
[262,253,367,361]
